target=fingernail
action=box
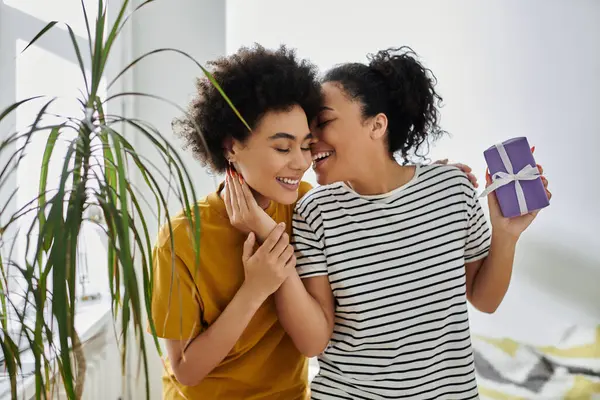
[531,146,536,153]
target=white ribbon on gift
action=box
[479,143,540,215]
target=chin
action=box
[270,190,298,205]
[261,184,299,205]
[315,170,336,186]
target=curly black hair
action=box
[322,46,446,162]
[174,44,322,173]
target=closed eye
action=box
[276,147,311,153]
[317,119,333,128]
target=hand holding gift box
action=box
[480,137,551,237]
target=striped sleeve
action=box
[292,200,327,278]
[464,189,492,262]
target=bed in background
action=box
[469,239,600,399]
[473,326,600,399]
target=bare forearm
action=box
[274,274,332,357]
[254,218,277,243]
[471,233,518,313]
[171,285,263,386]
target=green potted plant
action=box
[0,1,244,398]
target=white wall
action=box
[127,0,599,394]
[226,0,600,342]
[130,0,226,398]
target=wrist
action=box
[252,215,278,242]
[239,281,269,308]
[491,230,518,250]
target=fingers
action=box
[229,169,247,212]
[283,253,297,272]
[485,170,492,186]
[454,163,472,173]
[224,176,234,216]
[260,223,286,253]
[530,210,540,219]
[466,172,479,188]
[271,231,290,258]
[240,177,256,208]
[280,244,295,263]
[545,182,552,200]
[242,232,256,262]
[537,164,544,175]
[539,174,551,201]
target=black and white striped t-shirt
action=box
[293,164,491,400]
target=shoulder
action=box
[155,196,213,249]
[297,181,313,200]
[417,163,476,195]
[295,182,346,216]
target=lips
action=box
[276,177,300,185]
[312,150,334,169]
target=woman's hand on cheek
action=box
[224,168,278,241]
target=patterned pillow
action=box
[473,325,600,399]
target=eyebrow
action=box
[268,132,313,141]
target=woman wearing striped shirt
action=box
[227,47,551,399]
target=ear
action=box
[223,137,238,162]
[369,113,388,141]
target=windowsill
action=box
[0,295,112,400]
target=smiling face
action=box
[310,82,382,185]
[230,104,313,205]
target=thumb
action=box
[242,232,256,262]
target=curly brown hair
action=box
[173,44,322,173]
[323,47,446,163]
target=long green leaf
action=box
[0,332,20,399]
[117,0,155,37]
[105,117,206,328]
[21,22,58,54]
[48,142,78,399]
[79,0,93,56]
[112,138,141,326]
[0,96,43,122]
[102,0,130,68]
[0,251,8,332]
[38,127,61,254]
[89,0,106,101]
[122,191,153,399]
[66,24,89,96]
[95,100,120,312]
[106,49,251,131]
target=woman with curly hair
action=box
[150,44,321,399]
[227,47,550,399]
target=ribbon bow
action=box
[479,143,540,215]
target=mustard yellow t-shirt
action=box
[150,181,312,399]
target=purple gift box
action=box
[483,137,549,218]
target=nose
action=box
[289,147,311,172]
